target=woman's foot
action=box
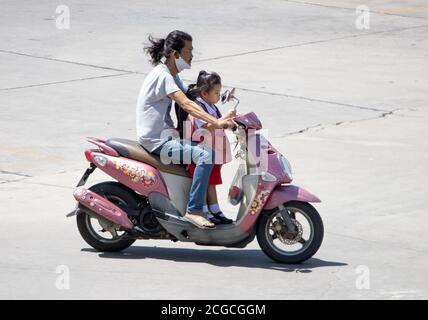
[211,211,233,224]
[184,212,216,229]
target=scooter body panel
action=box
[156,213,251,245]
[148,192,251,245]
[234,132,289,234]
[86,151,169,198]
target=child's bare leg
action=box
[202,191,209,214]
[207,185,233,224]
[205,186,222,223]
[207,185,218,205]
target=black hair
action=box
[144,30,192,65]
[175,70,222,138]
[186,70,222,101]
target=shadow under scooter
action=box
[82,246,347,273]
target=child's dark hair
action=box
[144,30,192,65]
[175,71,222,138]
[186,70,222,101]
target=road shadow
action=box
[81,245,347,273]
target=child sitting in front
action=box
[185,70,234,224]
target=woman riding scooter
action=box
[136,30,236,229]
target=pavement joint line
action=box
[0,49,137,73]
[0,47,418,152]
[0,72,133,91]
[1,25,427,82]
[0,170,32,177]
[277,123,325,137]
[0,34,422,112]
[0,50,385,112]
[0,178,27,185]
[274,108,402,138]
[179,77,391,112]
[226,86,389,112]
[0,168,94,187]
[193,23,428,63]
[283,0,428,21]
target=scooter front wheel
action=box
[257,201,324,264]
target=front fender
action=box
[264,185,321,210]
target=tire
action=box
[76,182,139,252]
[257,201,324,264]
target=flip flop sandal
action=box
[183,214,216,229]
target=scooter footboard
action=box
[264,185,321,210]
[73,188,134,230]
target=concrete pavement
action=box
[1,0,427,299]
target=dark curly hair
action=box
[144,30,192,65]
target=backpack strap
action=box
[213,104,222,119]
[174,101,189,139]
[174,86,196,139]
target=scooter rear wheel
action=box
[76,182,137,252]
[257,201,324,264]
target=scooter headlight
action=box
[278,154,293,181]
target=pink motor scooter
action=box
[67,92,324,264]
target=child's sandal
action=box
[211,211,233,224]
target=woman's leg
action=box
[186,145,214,213]
[154,139,215,227]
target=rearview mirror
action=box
[221,88,236,104]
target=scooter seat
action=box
[105,138,190,178]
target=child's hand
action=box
[223,109,237,120]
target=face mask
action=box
[175,55,191,72]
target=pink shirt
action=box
[185,97,232,165]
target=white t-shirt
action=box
[136,64,187,152]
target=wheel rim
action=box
[264,206,315,256]
[84,194,128,243]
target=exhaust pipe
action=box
[73,188,134,230]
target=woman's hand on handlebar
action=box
[213,109,237,129]
[222,109,237,120]
[216,118,236,130]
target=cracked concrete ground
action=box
[0,0,427,299]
